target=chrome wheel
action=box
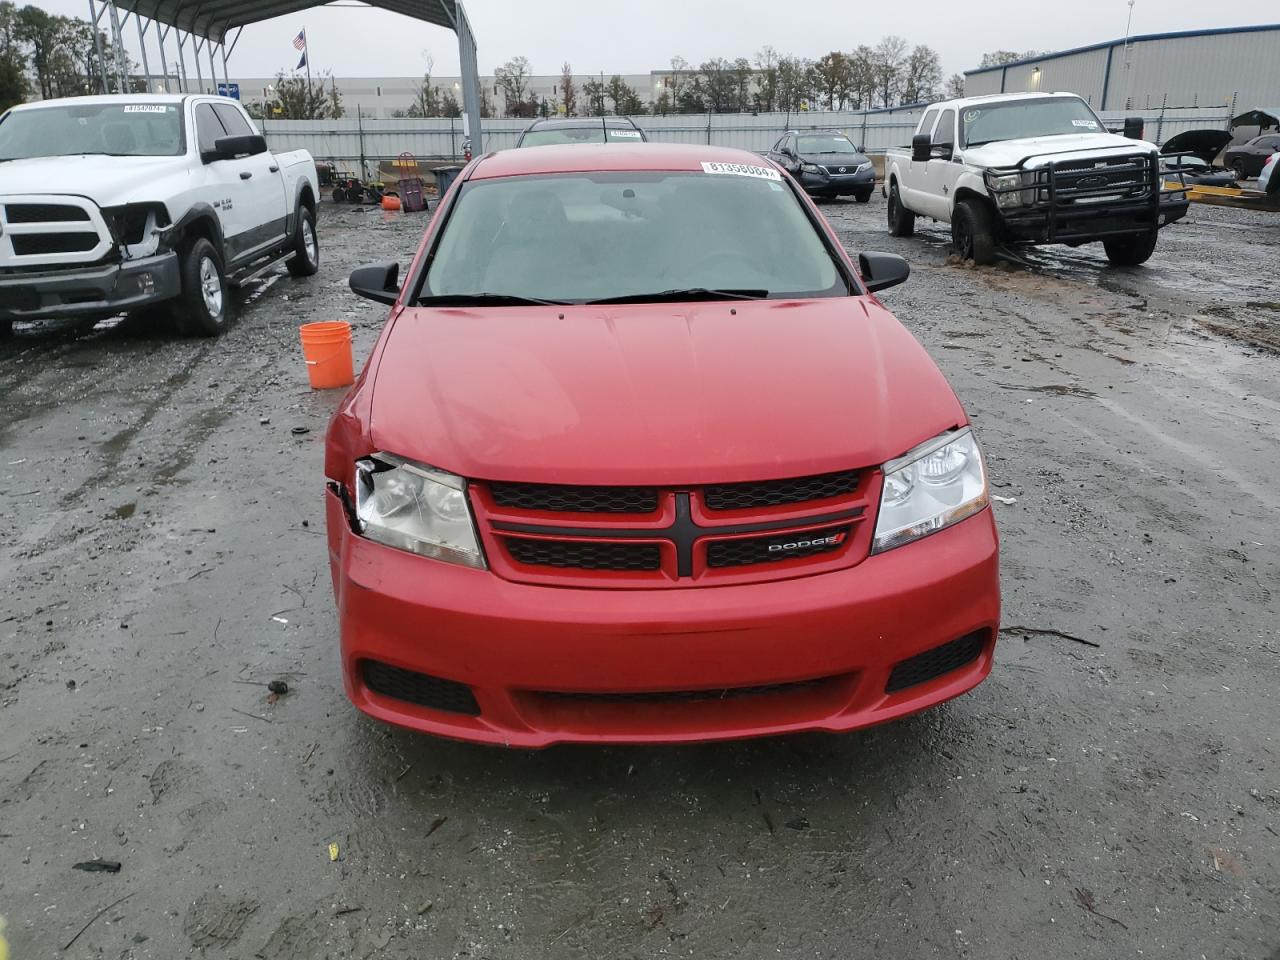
[199,256,223,316]
[303,219,317,265]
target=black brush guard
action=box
[985,150,1190,244]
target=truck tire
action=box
[172,237,229,337]
[286,205,320,278]
[887,182,915,237]
[1103,230,1158,267]
[952,199,997,265]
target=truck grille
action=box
[475,470,874,588]
[0,195,113,269]
[1049,154,1154,205]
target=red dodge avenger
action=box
[325,143,1000,747]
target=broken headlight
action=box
[354,454,486,568]
[985,170,1035,210]
[872,429,988,554]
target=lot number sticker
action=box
[1072,119,1099,128]
[701,161,782,181]
[609,130,643,139]
[124,105,169,113]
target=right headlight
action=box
[354,453,486,569]
[872,429,989,554]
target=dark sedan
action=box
[766,132,875,202]
[1224,134,1280,179]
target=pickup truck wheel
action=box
[887,184,915,237]
[172,238,229,337]
[286,206,320,278]
[1103,230,1158,267]
[952,199,997,265]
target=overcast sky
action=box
[41,0,1279,80]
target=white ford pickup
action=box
[0,94,319,337]
[883,92,1188,266]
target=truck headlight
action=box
[872,429,988,554]
[986,170,1037,210]
[354,454,486,568]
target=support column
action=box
[134,14,152,93]
[455,3,483,154]
[105,1,130,92]
[88,0,109,93]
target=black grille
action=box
[5,204,91,223]
[704,470,859,510]
[361,660,480,715]
[886,631,986,694]
[506,537,661,571]
[539,677,830,703]
[12,233,100,256]
[1052,155,1152,203]
[489,481,658,514]
[706,525,851,568]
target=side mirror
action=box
[930,144,954,161]
[1123,117,1144,140]
[911,133,931,163]
[204,134,267,163]
[349,261,401,306]
[859,251,910,294]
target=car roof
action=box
[525,117,638,130]
[8,93,214,112]
[472,142,777,180]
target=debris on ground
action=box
[72,860,122,874]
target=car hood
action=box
[1159,129,1233,163]
[0,155,186,206]
[804,152,870,167]
[368,298,965,485]
[964,132,1155,168]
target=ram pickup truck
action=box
[0,94,319,337]
[883,92,1188,266]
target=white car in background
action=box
[0,94,319,337]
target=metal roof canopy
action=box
[1232,108,1280,130]
[99,0,482,147]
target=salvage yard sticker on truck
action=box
[701,161,782,181]
[123,105,169,113]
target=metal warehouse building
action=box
[963,24,1280,112]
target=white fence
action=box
[259,104,1234,171]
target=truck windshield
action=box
[423,170,846,304]
[962,97,1104,148]
[0,103,184,161]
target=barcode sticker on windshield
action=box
[701,161,782,181]
[124,105,168,113]
[1072,119,1099,128]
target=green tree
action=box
[814,51,854,110]
[698,57,737,113]
[581,76,606,116]
[606,74,643,115]
[267,68,343,119]
[873,35,908,108]
[979,50,1041,68]
[494,55,531,116]
[439,88,461,118]
[406,55,439,118]
[901,44,942,104]
[0,1,28,110]
[754,46,779,112]
[559,61,576,116]
[775,56,807,112]
[944,73,965,99]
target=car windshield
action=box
[798,136,858,154]
[423,170,845,304]
[0,102,184,160]
[520,125,642,147]
[962,97,1103,147]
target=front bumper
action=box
[996,192,1190,244]
[0,252,181,321]
[801,168,876,195]
[326,489,1001,747]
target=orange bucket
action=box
[299,321,354,389]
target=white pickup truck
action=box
[0,94,319,337]
[883,92,1188,266]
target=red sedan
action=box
[325,143,999,747]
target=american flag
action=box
[292,29,307,51]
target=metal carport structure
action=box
[87,0,483,149]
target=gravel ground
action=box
[1,197,1278,960]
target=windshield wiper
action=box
[416,292,568,307]
[585,288,769,305]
